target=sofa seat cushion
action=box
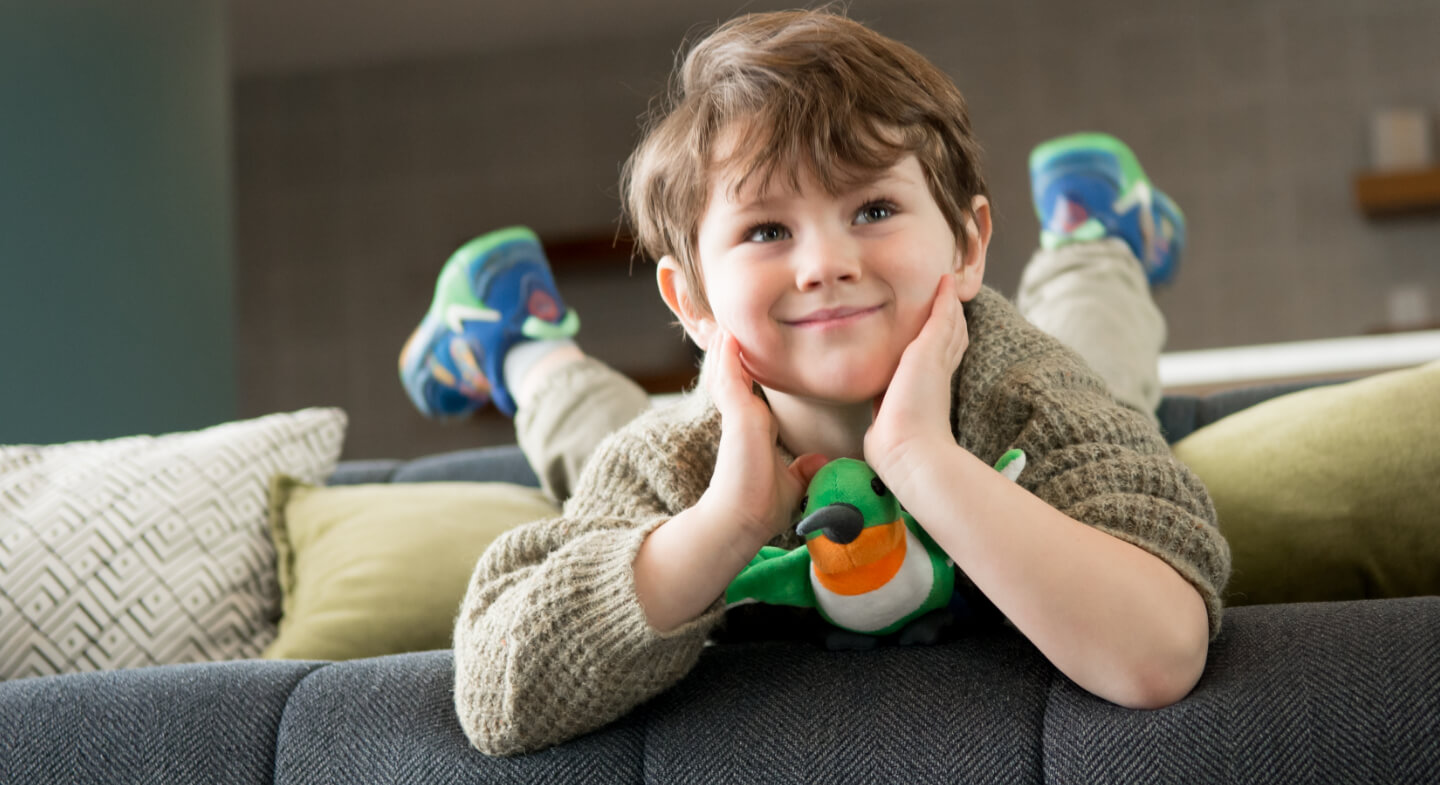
[271,630,1055,784]
[0,658,321,784]
[640,630,1053,784]
[1042,598,1440,783]
[272,650,648,784]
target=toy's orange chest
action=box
[807,522,948,635]
[805,518,908,595]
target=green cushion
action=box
[1172,361,1440,606]
[264,476,558,661]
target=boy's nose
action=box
[794,231,861,290]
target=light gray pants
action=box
[1015,238,1165,419]
[518,238,1165,503]
[515,356,650,503]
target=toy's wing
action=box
[996,449,1026,482]
[725,545,816,609]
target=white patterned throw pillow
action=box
[0,408,346,680]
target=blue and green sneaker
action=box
[399,226,579,418]
[1029,132,1185,286]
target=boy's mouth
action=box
[783,304,883,328]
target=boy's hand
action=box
[864,274,968,498]
[701,329,827,542]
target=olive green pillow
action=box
[264,476,558,661]
[1172,360,1440,606]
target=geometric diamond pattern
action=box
[0,408,346,680]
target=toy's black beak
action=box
[795,503,864,544]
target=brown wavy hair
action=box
[621,7,988,313]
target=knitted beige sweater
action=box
[452,286,1231,756]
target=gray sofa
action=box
[4,384,1438,784]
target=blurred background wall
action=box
[234,0,1440,458]
[4,1,1437,455]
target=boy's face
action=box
[669,153,988,405]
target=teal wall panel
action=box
[0,1,235,443]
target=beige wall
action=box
[235,0,1440,459]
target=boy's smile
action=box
[688,154,986,406]
[782,303,885,330]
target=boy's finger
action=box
[789,452,831,488]
[706,331,752,409]
[883,275,965,419]
[930,274,959,328]
[716,332,747,386]
[703,330,736,403]
[918,274,966,360]
[902,275,958,362]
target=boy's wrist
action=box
[870,436,965,507]
[691,491,785,558]
[635,498,776,632]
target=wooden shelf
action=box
[542,231,639,269]
[1354,167,1440,217]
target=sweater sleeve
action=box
[451,422,726,756]
[953,290,1230,638]
[979,356,1232,637]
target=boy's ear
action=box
[953,195,992,302]
[656,255,716,347]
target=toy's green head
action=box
[795,458,903,544]
[794,450,1025,545]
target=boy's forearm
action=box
[634,498,771,632]
[896,443,1210,708]
[454,514,720,755]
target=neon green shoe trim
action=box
[522,308,580,340]
[431,226,542,311]
[1040,218,1106,249]
[1029,132,1149,190]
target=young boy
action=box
[403,9,1229,757]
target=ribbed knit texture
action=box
[453,286,1231,756]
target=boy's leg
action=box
[1017,239,1165,418]
[513,351,649,503]
[1017,133,1184,419]
[400,227,648,502]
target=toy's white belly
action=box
[811,528,935,633]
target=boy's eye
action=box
[744,223,790,243]
[854,201,896,225]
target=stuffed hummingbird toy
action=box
[725,450,1025,642]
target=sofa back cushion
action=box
[1172,362,1440,605]
[264,476,556,661]
[0,409,345,679]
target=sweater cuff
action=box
[571,515,727,661]
[1090,504,1231,639]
